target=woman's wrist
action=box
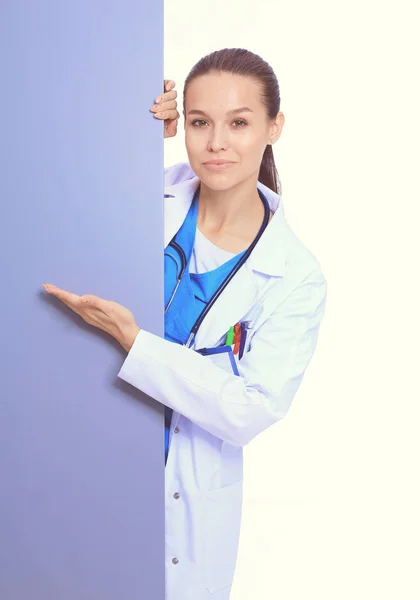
[119,324,141,353]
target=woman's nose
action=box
[207,125,229,152]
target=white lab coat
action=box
[118,162,327,599]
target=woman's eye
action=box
[191,119,208,127]
[232,119,247,127]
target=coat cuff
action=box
[117,328,223,400]
[118,328,160,387]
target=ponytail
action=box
[258,145,280,194]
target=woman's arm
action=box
[117,270,327,447]
[44,269,327,446]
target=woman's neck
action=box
[196,175,270,253]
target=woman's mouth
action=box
[203,160,236,171]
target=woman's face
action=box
[184,71,283,192]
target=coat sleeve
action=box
[117,269,327,447]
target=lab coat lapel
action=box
[164,177,199,247]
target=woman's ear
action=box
[268,112,285,145]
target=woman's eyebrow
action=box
[187,107,253,117]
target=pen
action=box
[226,325,235,346]
[233,323,241,355]
[238,322,248,360]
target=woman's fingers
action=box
[150,99,177,114]
[164,79,176,92]
[43,284,81,307]
[155,89,177,105]
[151,89,177,112]
[153,109,180,122]
[150,80,179,138]
[43,284,104,318]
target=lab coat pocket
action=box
[204,478,244,594]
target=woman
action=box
[44,48,327,599]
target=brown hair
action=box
[183,48,281,194]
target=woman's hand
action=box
[150,79,179,138]
[43,284,140,352]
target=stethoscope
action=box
[164,188,271,349]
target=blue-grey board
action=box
[0,3,165,599]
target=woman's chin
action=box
[197,170,241,192]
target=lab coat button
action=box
[174,426,180,433]
[173,492,180,499]
[172,557,179,565]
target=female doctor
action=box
[43,48,327,599]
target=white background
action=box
[164,1,420,598]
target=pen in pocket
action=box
[238,321,252,360]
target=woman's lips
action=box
[203,161,236,171]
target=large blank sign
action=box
[0,3,164,599]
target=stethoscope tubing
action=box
[164,240,187,314]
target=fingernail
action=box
[156,98,161,104]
